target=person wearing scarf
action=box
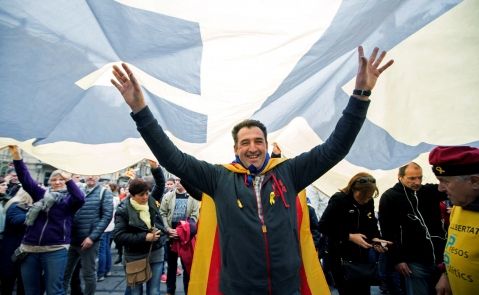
[7,145,85,295]
[113,178,167,295]
[112,46,394,295]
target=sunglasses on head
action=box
[355,176,376,184]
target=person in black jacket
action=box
[145,160,166,203]
[319,172,391,295]
[111,46,394,295]
[0,188,32,295]
[307,197,321,250]
[5,167,21,197]
[379,162,447,295]
[113,178,167,295]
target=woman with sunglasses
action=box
[319,172,392,295]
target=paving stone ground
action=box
[93,246,185,295]
[92,245,381,295]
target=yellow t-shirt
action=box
[444,206,479,294]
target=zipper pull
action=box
[237,198,243,208]
[262,225,267,233]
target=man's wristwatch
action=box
[353,89,372,97]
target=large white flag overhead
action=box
[1,0,477,195]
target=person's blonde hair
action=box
[4,188,33,212]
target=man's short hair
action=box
[6,167,16,175]
[143,175,155,191]
[231,119,268,146]
[398,162,421,177]
[166,177,176,183]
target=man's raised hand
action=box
[354,46,394,100]
[111,63,146,113]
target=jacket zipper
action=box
[63,219,67,241]
[400,225,403,245]
[262,224,272,295]
[353,204,360,231]
[353,204,363,258]
[252,177,273,295]
[38,211,49,245]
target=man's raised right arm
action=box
[111,64,216,195]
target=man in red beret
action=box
[429,145,479,295]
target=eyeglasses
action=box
[355,177,376,184]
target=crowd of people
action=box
[0,45,477,295]
[0,146,198,295]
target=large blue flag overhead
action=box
[0,0,205,144]
[1,0,477,194]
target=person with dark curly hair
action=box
[113,178,167,295]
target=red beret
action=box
[429,146,479,176]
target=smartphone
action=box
[373,241,388,247]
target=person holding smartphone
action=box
[319,172,392,295]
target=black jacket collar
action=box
[463,197,479,211]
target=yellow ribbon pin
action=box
[435,166,446,175]
[269,191,276,205]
